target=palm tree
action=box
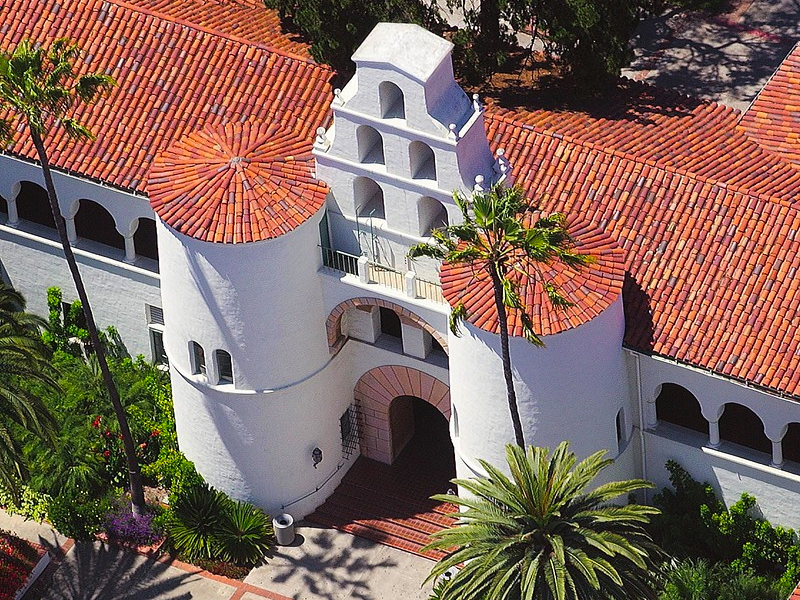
[409,184,593,448]
[0,284,58,494]
[0,38,147,515]
[424,442,663,600]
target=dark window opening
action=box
[616,409,625,444]
[215,350,233,384]
[17,181,55,228]
[783,423,800,464]
[75,199,124,251]
[340,405,360,459]
[719,403,770,455]
[190,342,206,376]
[150,329,167,365]
[380,307,402,339]
[134,218,159,261]
[656,383,708,435]
[431,336,445,355]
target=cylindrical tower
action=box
[441,216,634,482]
[149,121,351,517]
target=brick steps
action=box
[306,457,458,561]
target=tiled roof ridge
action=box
[108,0,327,68]
[486,104,792,208]
[738,40,800,123]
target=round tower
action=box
[441,216,635,482]
[149,120,351,517]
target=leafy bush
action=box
[166,483,228,560]
[48,488,110,540]
[0,485,51,523]
[165,483,273,566]
[216,500,273,565]
[659,559,782,600]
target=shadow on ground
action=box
[37,542,196,600]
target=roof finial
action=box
[314,127,330,150]
[494,148,511,176]
[332,88,344,107]
[473,174,485,193]
[448,123,459,141]
[472,93,483,113]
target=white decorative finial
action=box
[314,126,330,150]
[448,123,459,141]
[493,147,511,176]
[472,93,483,113]
[332,88,343,107]
[473,174,485,193]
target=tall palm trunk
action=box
[30,129,146,516]
[490,265,525,448]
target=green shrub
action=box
[0,485,51,522]
[659,559,782,600]
[165,483,274,566]
[48,489,110,540]
[216,500,273,566]
[166,483,227,560]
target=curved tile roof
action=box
[739,42,800,166]
[439,216,625,337]
[0,0,332,194]
[120,0,313,60]
[149,120,327,243]
[486,108,800,397]
[489,80,800,201]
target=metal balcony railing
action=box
[320,246,446,304]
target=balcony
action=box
[320,246,445,304]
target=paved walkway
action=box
[0,511,434,600]
[623,0,800,110]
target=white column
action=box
[124,234,136,263]
[645,397,658,430]
[404,271,416,298]
[358,256,369,284]
[708,419,720,448]
[65,216,77,243]
[771,440,784,468]
[6,198,18,226]
[401,322,429,359]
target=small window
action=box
[190,341,206,376]
[410,142,436,180]
[354,177,385,220]
[150,328,167,366]
[356,125,385,164]
[146,304,164,326]
[379,307,402,339]
[216,350,233,384]
[616,408,625,450]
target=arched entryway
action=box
[353,365,450,464]
[307,366,457,558]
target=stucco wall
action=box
[0,223,161,358]
[449,296,632,475]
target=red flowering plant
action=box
[0,530,44,600]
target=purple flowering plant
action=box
[103,495,163,546]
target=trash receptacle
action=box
[273,513,295,546]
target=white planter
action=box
[14,550,50,600]
[273,513,296,546]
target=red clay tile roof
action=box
[439,216,625,336]
[489,81,800,201]
[120,0,312,60]
[791,581,800,600]
[0,0,332,194]
[486,106,800,397]
[149,120,326,243]
[739,42,800,166]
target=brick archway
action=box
[326,297,448,355]
[354,365,450,464]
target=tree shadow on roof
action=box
[623,271,655,352]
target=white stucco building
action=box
[4,0,800,544]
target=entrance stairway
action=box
[306,456,458,561]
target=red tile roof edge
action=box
[487,99,792,209]
[110,0,328,68]
[738,40,800,124]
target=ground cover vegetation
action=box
[0,529,45,600]
[0,286,273,573]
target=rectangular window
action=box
[191,342,206,376]
[216,350,233,384]
[146,304,164,326]
[150,328,167,366]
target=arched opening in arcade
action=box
[389,395,455,484]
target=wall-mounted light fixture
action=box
[312,447,323,468]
